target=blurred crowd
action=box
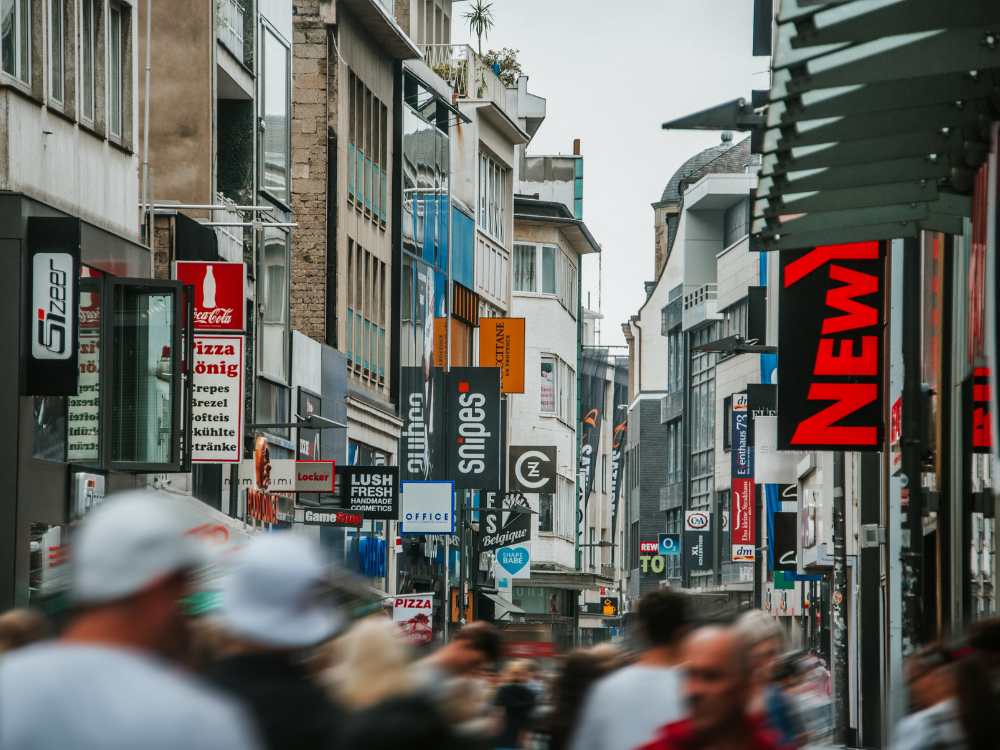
[0,489,998,750]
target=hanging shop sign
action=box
[581,597,620,616]
[494,544,531,580]
[301,509,363,527]
[25,217,81,396]
[400,480,454,534]
[446,367,501,489]
[71,472,106,520]
[172,261,246,332]
[241,437,294,524]
[400,366,446,481]
[341,465,399,520]
[191,335,244,463]
[480,506,532,551]
[773,511,798,572]
[508,446,557,493]
[778,241,885,450]
[393,593,434,645]
[969,367,992,453]
[479,317,526,393]
[731,392,752,477]
[609,375,628,529]
[684,510,714,572]
[658,533,681,557]
[239,458,337,493]
[294,460,337,493]
[578,349,609,504]
[638,540,665,576]
[731,395,755,562]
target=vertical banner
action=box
[579,349,609,503]
[731,394,755,561]
[685,510,714,572]
[67,269,102,462]
[609,369,629,531]
[479,317,526,393]
[446,367,501,489]
[191,336,244,462]
[400,366,445,481]
[777,241,885,450]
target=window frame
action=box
[478,149,508,244]
[259,20,291,206]
[1,0,32,87]
[107,0,122,139]
[48,0,64,105]
[79,0,97,123]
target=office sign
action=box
[508,446,556,493]
[685,510,714,572]
[301,509,362,527]
[25,218,81,395]
[341,465,399,520]
[400,366,446,481]
[400,480,454,534]
[658,533,681,557]
[191,335,244,463]
[480,507,532,551]
[778,241,885,450]
[479,317,526,393]
[173,260,246,332]
[446,367,501,489]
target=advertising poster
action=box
[777,241,885,450]
[173,260,247,332]
[400,366,445,481]
[446,367,501,489]
[341,465,399,519]
[479,317,526,393]
[684,510,714,572]
[393,593,434,645]
[191,335,244,463]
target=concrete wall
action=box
[520,154,577,215]
[681,209,723,288]
[716,237,756,311]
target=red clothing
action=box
[636,717,790,750]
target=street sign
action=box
[508,446,557,493]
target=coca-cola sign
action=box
[173,261,246,332]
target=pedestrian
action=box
[544,644,622,750]
[639,625,791,750]
[494,659,539,749]
[325,614,419,710]
[205,532,345,750]
[734,610,802,747]
[0,608,50,653]
[570,589,690,750]
[0,490,261,750]
[341,693,470,750]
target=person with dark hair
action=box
[341,694,470,750]
[0,608,50,653]
[543,644,622,750]
[570,589,691,750]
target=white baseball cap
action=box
[72,490,208,605]
[218,532,344,648]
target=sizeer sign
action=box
[778,241,885,451]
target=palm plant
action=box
[464,0,494,57]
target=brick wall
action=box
[290,0,329,342]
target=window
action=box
[720,299,749,342]
[602,453,607,492]
[538,493,553,532]
[80,0,96,121]
[346,238,387,387]
[349,69,389,228]
[666,327,683,393]
[259,229,289,382]
[108,2,122,137]
[540,353,575,423]
[540,355,556,413]
[723,198,750,248]
[1,0,31,85]
[513,243,578,313]
[48,0,63,103]
[541,246,556,293]
[573,157,583,219]
[478,151,507,243]
[666,419,681,484]
[513,244,534,292]
[261,24,289,201]
[689,324,718,515]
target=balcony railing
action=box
[423,44,518,123]
[217,0,246,62]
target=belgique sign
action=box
[479,507,531,551]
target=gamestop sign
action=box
[174,261,246,332]
[778,242,885,451]
[446,367,501,490]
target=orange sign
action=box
[479,317,525,393]
[433,318,448,368]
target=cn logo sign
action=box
[508,446,556,493]
[32,253,74,360]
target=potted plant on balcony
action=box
[464,0,494,57]
[482,48,522,88]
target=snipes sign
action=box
[778,242,885,451]
[446,367,501,489]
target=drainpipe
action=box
[142,0,152,261]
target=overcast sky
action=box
[452,0,768,346]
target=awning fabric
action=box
[484,592,525,613]
[753,0,1000,250]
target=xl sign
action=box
[508,446,556,493]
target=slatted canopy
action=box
[751,0,1000,251]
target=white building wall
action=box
[716,237,757,310]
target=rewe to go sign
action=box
[638,540,664,575]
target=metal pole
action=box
[832,450,850,744]
[141,0,152,255]
[443,533,450,642]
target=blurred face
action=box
[684,629,748,737]
[450,640,487,674]
[749,637,782,684]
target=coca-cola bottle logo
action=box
[194,308,235,325]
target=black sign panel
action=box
[773,512,798,572]
[400,366,445,481]
[581,597,619,616]
[479,507,531,551]
[446,367,501,489]
[508,446,556,493]
[24,218,81,396]
[747,286,767,346]
[684,510,714,572]
[778,241,885,451]
[342,465,399,520]
[578,349,608,503]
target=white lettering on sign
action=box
[191,335,244,463]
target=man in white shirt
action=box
[0,490,261,750]
[570,589,691,750]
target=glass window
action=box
[541,246,556,294]
[478,151,508,243]
[108,3,122,138]
[255,378,289,440]
[49,0,63,103]
[540,355,556,413]
[538,493,553,532]
[259,229,288,382]
[67,270,103,463]
[80,0,96,121]
[2,0,31,85]
[513,243,535,292]
[261,26,289,202]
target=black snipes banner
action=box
[446,367,501,490]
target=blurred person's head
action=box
[325,615,417,710]
[428,620,502,675]
[341,694,465,750]
[735,609,787,685]
[217,532,343,652]
[635,589,689,661]
[546,645,623,750]
[772,652,804,691]
[0,608,50,653]
[503,659,533,683]
[62,490,208,657]
[906,644,955,711]
[684,626,752,740]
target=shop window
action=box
[255,377,289,440]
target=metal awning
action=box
[750,0,1000,250]
[483,592,525,613]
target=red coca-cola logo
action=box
[193,308,235,325]
[173,261,246,332]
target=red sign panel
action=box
[777,242,885,450]
[174,261,246,332]
[731,477,755,562]
[972,367,992,453]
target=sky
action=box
[452,0,768,346]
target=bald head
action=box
[683,626,751,738]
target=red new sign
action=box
[174,261,246,332]
[731,477,755,562]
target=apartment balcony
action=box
[681,282,722,332]
[423,44,520,129]
[216,0,249,66]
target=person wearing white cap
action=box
[0,489,262,750]
[205,531,345,750]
